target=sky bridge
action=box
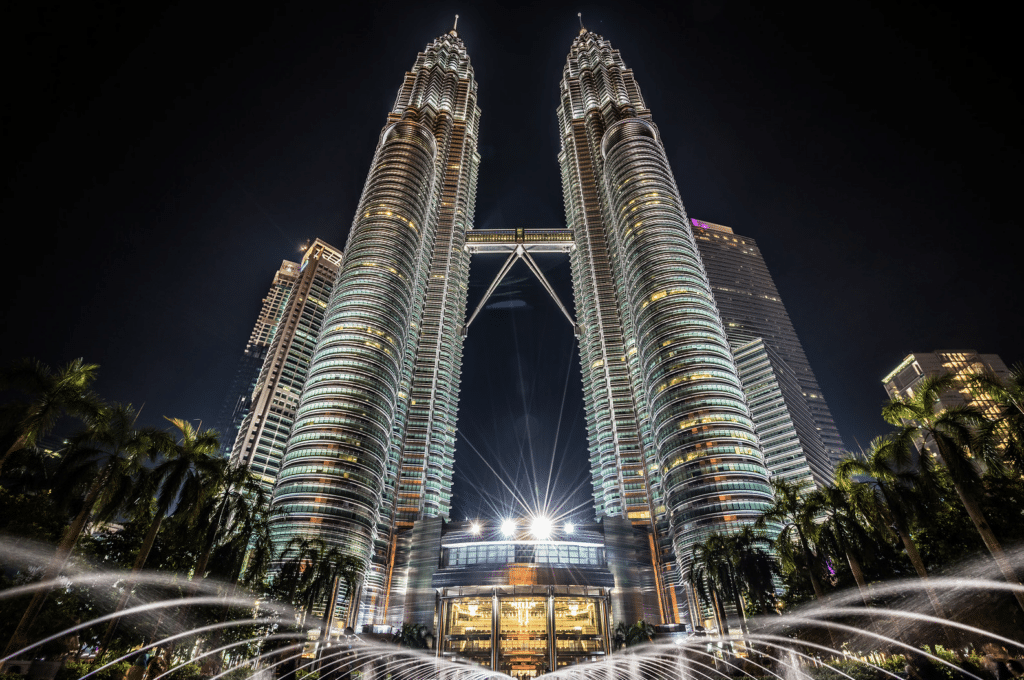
[463,228,578,336]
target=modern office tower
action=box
[882,350,1011,420]
[556,26,774,616]
[691,219,843,477]
[733,339,820,488]
[230,240,343,492]
[268,26,480,626]
[214,260,299,457]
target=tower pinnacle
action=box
[451,14,459,35]
[578,12,586,34]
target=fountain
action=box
[2,538,1023,679]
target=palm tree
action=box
[756,479,825,598]
[689,528,779,638]
[234,509,273,588]
[334,555,363,629]
[274,537,350,623]
[836,436,949,618]
[728,526,780,616]
[191,464,266,581]
[969,362,1024,472]
[129,418,223,574]
[3,404,156,657]
[96,417,222,658]
[0,358,102,474]
[882,372,1024,611]
[806,484,873,598]
[688,533,736,636]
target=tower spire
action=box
[578,12,586,34]
[451,14,459,35]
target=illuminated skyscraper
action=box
[268,26,479,625]
[557,26,774,615]
[692,219,843,483]
[230,240,343,492]
[264,24,800,631]
[214,259,299,458]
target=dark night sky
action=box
[3,1,1021,522]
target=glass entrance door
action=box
[444,597,492,667]
[552,597,605,668]
[499,597,548,678]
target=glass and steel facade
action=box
[215,260,299,458]
[268,29,480,626]
[692,220,845,472]
[254,27,819,632]
[231,242,342,494]
[732,339,820,489]
[557,29,774,611]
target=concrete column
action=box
[436,597,446,658]
[601,595,612,656]
[548,588,557,673]
[491,589,499,671]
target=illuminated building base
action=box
[385,517,666,673]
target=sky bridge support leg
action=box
[519,249,576,328]
[463,244,577,336]
[463,250,519,334]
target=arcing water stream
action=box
[2,539,1022,679]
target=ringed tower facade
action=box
[268,25,480,625]
[557,26,775,610]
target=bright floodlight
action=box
[501,519,516,537]
[564,522,575,534]
[531,516,552,540]
[470,522,481,535]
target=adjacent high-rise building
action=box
[882,350,1010,421]
[267,26,480,625]
[214,260,300,457]
[692,219,844,482]
[557,27,774,614]
[732,339,819,489]
[230,240,343,493]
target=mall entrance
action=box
[440,586,610,673]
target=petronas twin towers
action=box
[267,23,774,625]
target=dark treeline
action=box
[687,367,1024,648]
[0,358,360,677]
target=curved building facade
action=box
[557,28,775,598]
[268,28,480,625]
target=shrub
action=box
[294,671,319,680]
[221,667,254,680]
[56,663,91,680]
[64,662,132,680]
[169,665,202,680]
[805,657,908,680]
